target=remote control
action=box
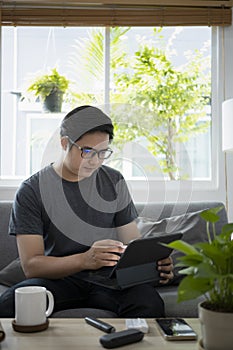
[85,317,116,333]
[99,329,144,349]
[125,318,149,333]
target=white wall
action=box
[223,17,233,221]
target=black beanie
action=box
[60,105,113,141]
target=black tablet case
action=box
[77,232,182,290]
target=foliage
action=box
[27,68,70,101]
[67,27,211,180]
[113,29,210,179]
[68,28,128,105]
[168,206,233,313]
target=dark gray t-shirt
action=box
[9,165,138,256]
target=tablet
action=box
[78,232,182,289]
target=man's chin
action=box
[80,168,96,178]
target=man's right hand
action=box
[81,239,126,270]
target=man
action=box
[0,105,173,317]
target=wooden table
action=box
[0,318,202,350]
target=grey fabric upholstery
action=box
[0,200,228,318]
[156,286,205,317]
[0,201,18,270]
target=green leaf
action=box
[195,262,219,279]
[229,278,233,290]
[177,276,213,302]
[196,241,232,269]
[195,241,225,258]
[176,254,204,267]
[178,266,196,275]
[221,223,233,236]
[167,240,200,255]
[200,206,223,223]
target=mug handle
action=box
[45,290,54,317]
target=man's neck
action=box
[52,162,82,182]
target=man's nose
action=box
[88,152,101,163]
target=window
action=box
[1,26,211,187]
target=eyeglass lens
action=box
[82,148,112,159]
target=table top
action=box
[0,318,201,350]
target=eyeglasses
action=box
[67,137,113,160]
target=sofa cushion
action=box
[0,284,9,296]
[0,258,26,287]
[136,210,208,284]
[156,285,205,317]
[0,201,18,270]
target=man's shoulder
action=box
[18,165,53,195]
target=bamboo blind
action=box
[2,1,233,6]
[0,1,232,26]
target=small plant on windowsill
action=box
[167,206,233,350]
[27,68,70,113]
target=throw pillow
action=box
[136,210,207,285]
[0,258,26,287]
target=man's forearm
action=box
[21,253,87,279]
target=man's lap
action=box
[0,276,165,318]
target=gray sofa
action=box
[0,200,228,318]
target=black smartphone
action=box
[155,318,198,341]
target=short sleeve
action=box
[9,181,44,236]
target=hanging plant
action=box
[27,68,70,112]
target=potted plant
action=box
[27,68,69,113]
[168,206,233,350]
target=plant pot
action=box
[43,91,64,113]
[198,302,233,350]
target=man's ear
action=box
[61,136,69,151]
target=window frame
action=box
[0,25,223,202]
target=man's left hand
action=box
[157,256,174,284]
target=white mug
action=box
[15,286,54,326]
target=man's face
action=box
[62,131,110,181]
